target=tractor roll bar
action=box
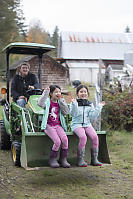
[3,42,55,102]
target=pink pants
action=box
[45,124,68,151]
[74,126,99,150]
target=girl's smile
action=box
[77,87,88,99]
[50,88,61,102]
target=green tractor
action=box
[0,42,110,169]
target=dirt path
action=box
[1,132,133,199]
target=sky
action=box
[21,0,133,35]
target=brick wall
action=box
[28,54,69,91]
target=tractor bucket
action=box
[20,131,110,169]
[19,100,110,169]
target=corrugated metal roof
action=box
[61,31,133,44]
[59,31,133,60]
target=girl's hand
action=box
[71,98,77,103]
[57,94,62,99]
[46,87,50,90]
[42,87,50,95]
[100,101,105,106]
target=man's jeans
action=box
[17,99,26,108]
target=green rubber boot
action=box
[91,148,102,166]
[77,148,88,167]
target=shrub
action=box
[102,86,133,131]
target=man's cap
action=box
[72,80,81,88]
[20,62,30,69]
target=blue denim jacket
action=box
[70,100,102,131]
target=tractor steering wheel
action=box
[26,89,43,97]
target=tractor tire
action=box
[0,120,11,150]
[11,141,21,167]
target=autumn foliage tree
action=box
[26,21,50,44]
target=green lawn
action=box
[1,131,133,199]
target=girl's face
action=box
[50,88,61,102]
[77,87,88,99]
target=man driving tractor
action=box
[11,62,40,107]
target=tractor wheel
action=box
[0,120,11,150]
[11,141,21,167]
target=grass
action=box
[1,129,133,199]
[107,131,133,164]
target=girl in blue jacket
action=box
[37,85,70,168]
[70,84,105,167]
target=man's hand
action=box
[28,85,34,90]
[19,96,25,99]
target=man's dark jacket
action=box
[11,72,40,102]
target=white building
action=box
[58,31,133,84]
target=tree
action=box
[51,26,59,57]
[15,0,27,38]
[26,20,50,44]
[0,0,17,46]
[0,0,27,71]
[0,0,26,46]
